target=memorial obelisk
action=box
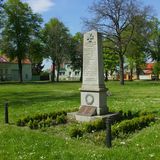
[76,30,108,121]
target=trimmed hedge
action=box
[16,111,68,129]
[16,107,78,128]
[69,114,155,138]
[84,119,106,133]
[69,128,83,138]
[112,114,155,138]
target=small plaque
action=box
[77,106,97,116]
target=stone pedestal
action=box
[76,30,108,121]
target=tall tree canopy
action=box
[44,18,71,82]
[0,0,4,29]
[29,38,44,75]
[148,18,160,62]
[84,0,149,85]
[103,40,119,81]
[1,0,42,82]
[125,14,152,80]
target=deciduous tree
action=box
[1,0,42,82]
[84,0,147,85]
[44,18,71,82]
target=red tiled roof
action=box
[0,55,31,64]
[146,63,154,70]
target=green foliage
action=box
[84,119,106,133]
[1,0,42,82]
[0,0,4,30]
[16,119,25,126]
[28,120,38,129]
[44,117,52,127]
[103,40,119,80]
[69,127,84,138]
[0,82,160,159]
[16,110,68,129]
[29,39,45,75]
[43,18,71,82]
[148,18,160,62]
[27,120,33,129]
[153,62,160,80]
[56,114,67,124]
[112,114,155,138]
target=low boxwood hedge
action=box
[69,114,155,138]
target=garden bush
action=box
[84,119,106,133]
[16,110,68,127]
[56,114,67,124]
[69,128,84,138]
[112,114,155,138]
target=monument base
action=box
[68,112,119,122]
[80,90,108,115]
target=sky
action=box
[23,0,160,69]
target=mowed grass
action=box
[0,81,160,160]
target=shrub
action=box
[16,110,68,127]
[84,119,106,133]
[84,123,95,133]
[23,116,31,123]
[45,117,52,127]
[69,128,84,138]
[38,120,45,128]
[28,120,33,129]
[56,114,67,124]
[112,114,155,138]
[32,120,39,129]
[16,119,25,126]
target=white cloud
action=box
[25,0,55,13]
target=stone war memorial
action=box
[76,30,112,122]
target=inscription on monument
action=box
[76,30,108,121]
[77,106,97,116]
[83,31,97,83]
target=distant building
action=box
[50,62,81,81]
[0,55,32,81]
[139,63,155,80]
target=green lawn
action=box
[0,81,160,160]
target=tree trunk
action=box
[18,58,23,83]
[156,73,159,80]
[51,62,55,82]
[56,63,60,82]
[105,70,108,81]
[136,65,140,80]
[119,54,124,85]
[130,68,133,81]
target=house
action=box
[50,62,81,81]
[139,63,157,80]
[0,55,32,81]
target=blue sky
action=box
[23,0,160,35]
[23,0,160,69]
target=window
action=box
[5,69,8,74]
[59,72,65,76]
[0,69,2,74]
[25,74,28,79]
[75,71,80,76]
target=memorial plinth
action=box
[76,30,108,122]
